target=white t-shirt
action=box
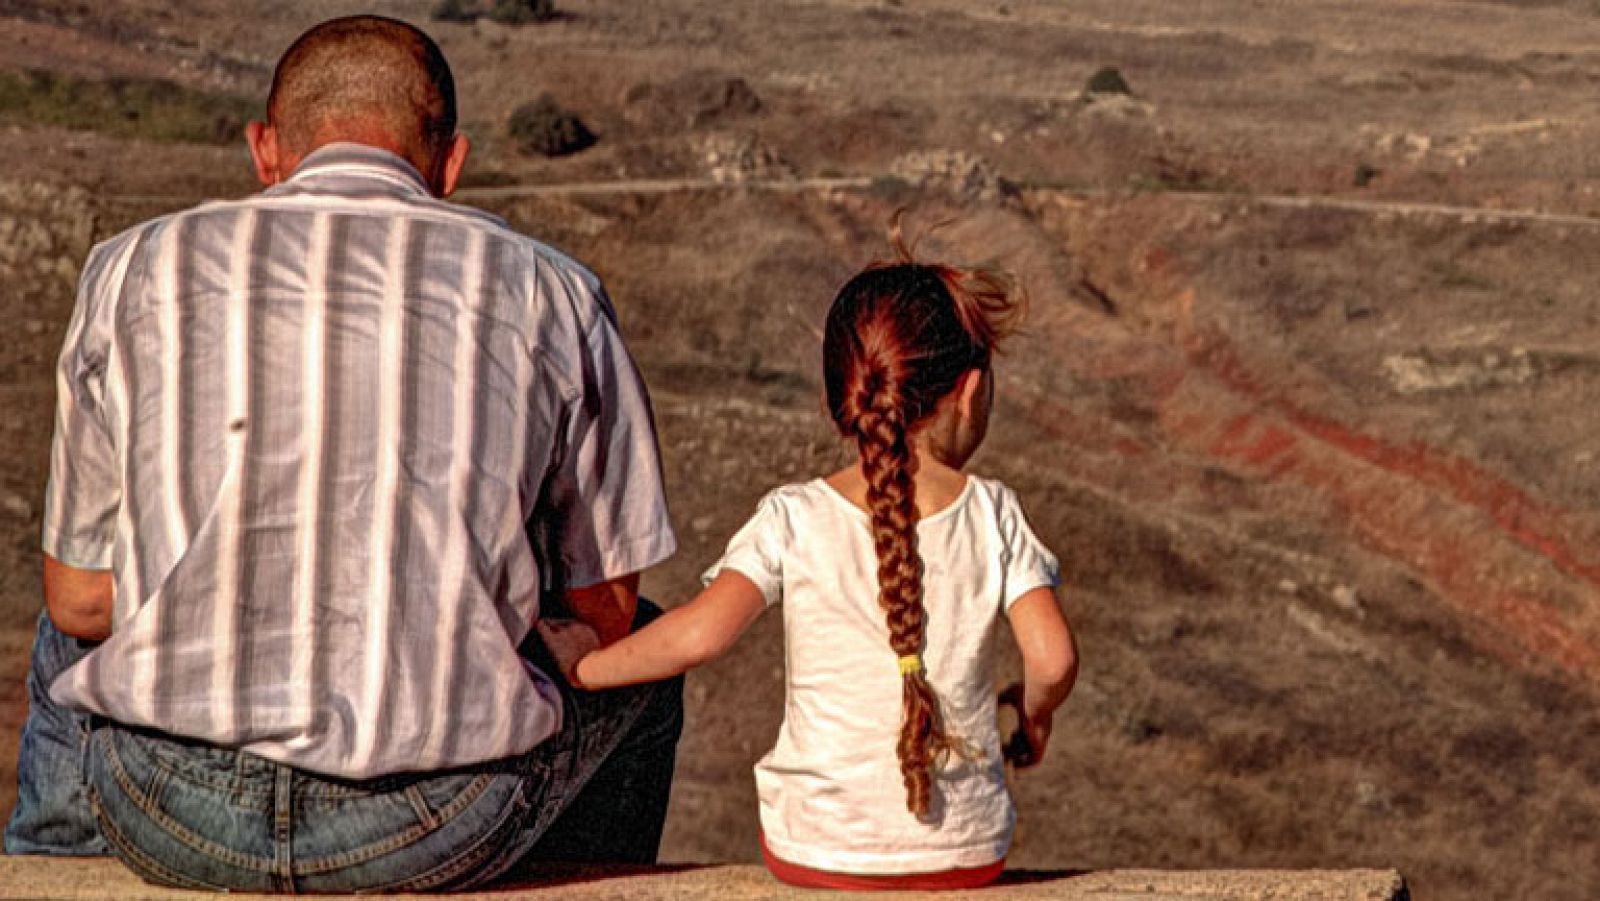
[704,475,1060,874]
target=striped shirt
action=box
[43,144,676,778]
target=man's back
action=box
[44,144,674,778]
[14,19,682,885]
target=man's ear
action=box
[246,121,282,186]
[436,133,471,198]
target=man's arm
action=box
[40,232,141,644]
[537,275,677,640]
[44,554,112,641]
[564,572,639,646]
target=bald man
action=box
[7,16,683,890]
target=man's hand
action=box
[535,618,601,688]
[44,554,113,641]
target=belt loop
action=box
[78,714,103,783]
[272,765,295,892]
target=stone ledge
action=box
[0,858,1408,900]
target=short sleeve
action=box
[41,233,142,570]
[701,493,790,607]
[997,485,1060,610]
[540,281,677,588]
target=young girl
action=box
[540,236,1078,889]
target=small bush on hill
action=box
[488,0,557,24]
[432,0,556,25]
[430,0,479,23]
[1085,66,1133,96]
[508,94,594,156]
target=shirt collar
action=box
[284,143,433,196]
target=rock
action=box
[1,491,32,522]
[0,181,96,284]
[473,17,512,47]
[1331,584,1364,615]
[0,857,1413,900]
[698,133,796,183]
[623,71,762,131]
[1373,131,1431,162]
[1381,347,1538,396]
[1081,92,1156,119]
[1355,778,1392,813]
[889,149,1012,201]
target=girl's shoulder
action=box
[960,473,1027,511]
[955,475,1046,546]
[757,478,863,517]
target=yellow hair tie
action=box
[897,654,924,676]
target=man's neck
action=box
[292,132,438,191]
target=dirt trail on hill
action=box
[114,179,1600,231]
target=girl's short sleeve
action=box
[701,492,790,606]
[997,484,1061,610]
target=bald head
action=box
[267,16,457,168]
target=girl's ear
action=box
[955,368,986,421]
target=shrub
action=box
[433,0,557,25]
[488,0,557,24]
[1085,66,1132,96]
[507,94,594,156]
[430,0,479,23]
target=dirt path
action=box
[107,179,1600,231]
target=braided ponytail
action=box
[854,380,952,817]
[823,240,1021,820]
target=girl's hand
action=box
[544,572,768,692]
[536,618,601,688]
[998,682,1051,768]
[1003,587,1076,769]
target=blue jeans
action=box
[11,606,682,891]
[3,612,107,856]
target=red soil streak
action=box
[1164,313,1600,681]
[1190,405,1600,679]
[1009,287,1600,683]
[1014,374,1600,682]
[1288,410,1600,588]
[1187,327,1600,594]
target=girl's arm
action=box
[560,570,769,690]
[1005,586,1079,765]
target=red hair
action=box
[822,231,1020,818]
